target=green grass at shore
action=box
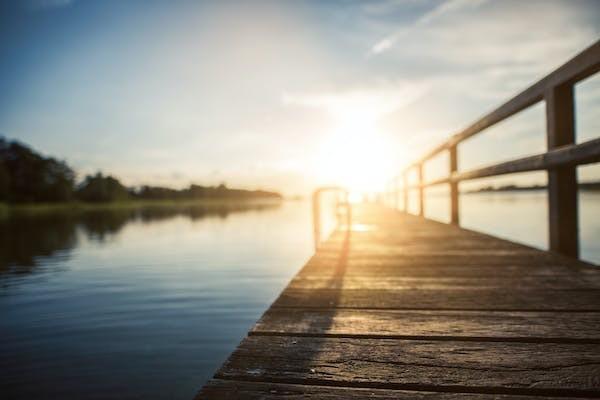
[0,198,283,217]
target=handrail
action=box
[407,40,600,168]
[404,137,600,189]
[388,40,600,259]
[312,187,351,250]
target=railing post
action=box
[312,187,352,251]
[387,182,391,206]
[403,172,408,213]
[417,163,424,217]
[545,84,578,258]
[312,190,321,250]
[449,145,459,225]
[394,176,400,210]
[383,182,387,206]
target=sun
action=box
[316,105,397,195]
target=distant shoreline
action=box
[468,181,600,193]
[0,197,283,217]
[1,137,283,204]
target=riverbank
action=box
[0,197,283,218]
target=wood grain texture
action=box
[216,336,600,395]
[196,380,594,400]
[299,263,598,278]
[287,275,600,290]
[273,288,600,311]
[252,309,600,342]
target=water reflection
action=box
[423,191,600,265]
[0,202,280,276]
[0,200,311,400]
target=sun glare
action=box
[316,103,397,196]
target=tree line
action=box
[0,137,282,203]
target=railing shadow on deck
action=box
[233,188,353,386]
[385,39,600,260]
[270,189,353,384]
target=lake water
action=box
[422,190,600,265]
[0,201,314,400]
[1,193,598,399]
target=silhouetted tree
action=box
[135,185,181,200]
[0,136,282,204]
[0,161,9,201]
[76,172,130,202]
[188,184,206,198]
[0,137,75,202]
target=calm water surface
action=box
[1,201,313,399]
[1,193,598,399]
[424,191,600,265]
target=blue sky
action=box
[1,0,599,194]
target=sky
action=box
[1,0,599,195]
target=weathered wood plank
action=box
[288,275,600,290]
[216,336,600,395]
[196,379,593,399]
[314,235,548,253]
[317,245,533,254]
[273,288,600,311]
[299,263,598,278]
[252,309,600,342]
[316,234,541,249]
[308,253,579,266]
[318,245,542,252]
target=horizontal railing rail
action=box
[312,186,351,250]
[388,40,600,259]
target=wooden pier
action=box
[196,41,600,399]
[197,204,600,399]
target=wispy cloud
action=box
[370,0,489,55]
[282,81,429,119]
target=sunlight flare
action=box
[316,101,397,194]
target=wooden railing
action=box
[387,40,600,259]
[312,187,351,250]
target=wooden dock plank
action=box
[215,336,600,396]
[272,288,600,311]
[299,263,599,278]
[196,380,596,399]
[287,275,600,290]
[308,251,569,263]
[251,309,600,342]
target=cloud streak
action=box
[282,81,429,120]
[370,0,489,55]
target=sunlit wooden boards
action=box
[195,205,600,399]
[215,336,600,395]
[200,380,595,399]
[252,309,600,343]
[272,288,600,310]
